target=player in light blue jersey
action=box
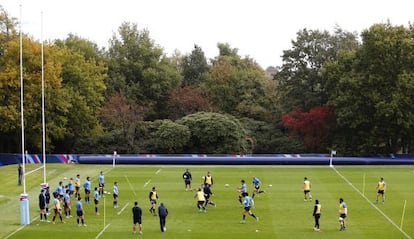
[113,181,119,208]
[94,187,100,215]
[238,180,248,205]
[83,177,91,204]
[75,197,86,226]
[63,189,72,218]
[240,193,259,223]
[252,177,265,198]
[98,171,105,197]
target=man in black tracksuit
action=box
[158,203,168,232]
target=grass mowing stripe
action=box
[117,203,129,215]
[94,223,111,239]
[332,166,412,239]
[24,165,44,176]
[124,176,137,195]
[4,215,40,239]
[144,179,151,188]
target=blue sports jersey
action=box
[64,194,70,203]
[68,181,74,191]
[99,174,104,184]
[113,185,119,195]
[83,180,91,190]
[240,183,247,193]
[94,191,99,200]
[76,201,82,211]
[252,178,261,187]
[243,196,253,207]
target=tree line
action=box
[1,5,413,156]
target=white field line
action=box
[4,215,40,239]
[117,203,129,216]
[155,169,162,174]
[144,179,151,188]
[332,166,412,239]
[25,165,44,176]
[125,176,136,196]
[94,223,111,239]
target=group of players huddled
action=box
[38,171,119,227]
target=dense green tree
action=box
[275,28,359,113]
[181,44,210,86]
[148,120,191,153]
[178,112,252,154]
[325,23,414,154]
[106,22,181,116]
[208,43,274,121]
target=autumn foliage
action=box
[281,106,334,152]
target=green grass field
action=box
[0,164,413,239]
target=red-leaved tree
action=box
[281,106,335,152]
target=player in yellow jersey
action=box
[149,186,159,216]
[51,192,65,224]
[312,199,321,231]
[74,174,81,199]
[375,177,386,204]
[204,171,213,187]
[303,177,312,201]
[194,187,206,212]
[338,198,347,231]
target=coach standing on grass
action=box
[18,163,23,186]
[158,203,168,232]
[132,201,143,234]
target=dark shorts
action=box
[77,210,83,217]
[244,206,251,212]
[185,180,191,185]
[85,189,90,195]
[377,190,384,195]
[75,186,80,191]
[240,192,248,197]
[64,202,70,209]
[133,218,142,224]
[113,194,118,199]
[39,205,46,210]
[94,199,99,205]
[304,190,310,194]
[99,183,104,188]
[339,213,346,219]
[254,185,260,190]
[150,200,157,205]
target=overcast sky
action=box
[2,0,413,68]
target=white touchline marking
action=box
[4,216,40,239]
[125,176,136,196]
[117,203,129,215]
[144,179,151,188]
[332,166,412,239]
[25,165,45,176]
[94,223,111,239]
[155,169,162,174]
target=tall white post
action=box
[41,11,47,184]
[19,5,30,225]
